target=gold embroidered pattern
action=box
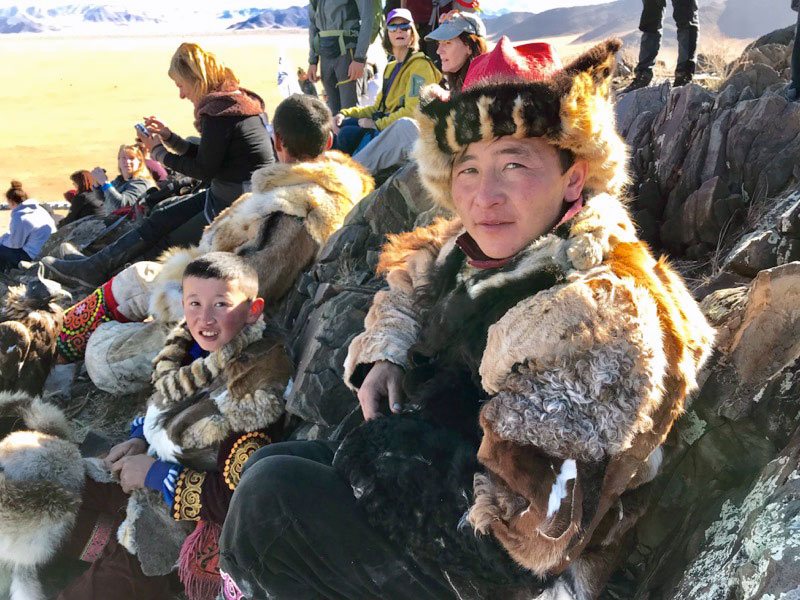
[223,432,270,491]
[173,469,206,521]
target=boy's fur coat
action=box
[149,151,374,322]
[117,317,293,570]
[334,39,715,600]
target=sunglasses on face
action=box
[387,23,412,32]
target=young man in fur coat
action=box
[38,252,293,600]
[217,37,715,600]
[54,94,374,394]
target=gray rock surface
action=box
[278,162,445,438]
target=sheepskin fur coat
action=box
[334,37,715,600]
[335,193,715,598]
[149,151,374,322]
[0,392,111,600]
[117,317,293,574]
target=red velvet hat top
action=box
[463,36,563,89]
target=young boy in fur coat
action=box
[54,94,373,395]
[217,38,715,600]
[49,252,293,600]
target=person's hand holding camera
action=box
[142,116,172,140]
[90,167,108,186]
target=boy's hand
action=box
[104,438,148,470]
[112,454,156,494]
[357,360,404,420]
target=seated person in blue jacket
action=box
[0,180,56,271]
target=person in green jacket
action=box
[331,8,441,156]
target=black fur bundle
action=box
[334,244,568,587]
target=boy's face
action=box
[450,136,587,259]
[182,276,263,352]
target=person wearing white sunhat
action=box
[350,8,486,175]
[332,8,440,156]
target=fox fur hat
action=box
[413,36,629,211]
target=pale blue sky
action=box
[0,1,607,14]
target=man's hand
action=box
[358,118,377,130]
[332,113,344,134]
[348,60,365,83]
[308,63,319,83]
[111,454,156,494]
[357,360,404,420]
[104,438,148,470]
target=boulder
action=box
[280,162,443,437]
[724,229,782,276]
[615,82,670,138]
[720,62,782,99]
[670,429,800,600]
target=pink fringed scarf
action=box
[178,519,222,600]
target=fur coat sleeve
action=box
[343,217,463,388]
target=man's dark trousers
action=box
[636,0,699,78]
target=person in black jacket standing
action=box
[58,170,105,228]
[622,0,699,92]
[43,42,276,288]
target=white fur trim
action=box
[144,403,181,463]
[547,459,577,518]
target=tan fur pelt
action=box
[412,38,629,213]
[0,426,83,600]
[148,151,372,323]
[144,319,292,461]
[0,391,73,441]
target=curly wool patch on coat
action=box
[479,268,668,462]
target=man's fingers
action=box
[358,388,380,420]
[388,376,403,414]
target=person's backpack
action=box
[310,0,385,56]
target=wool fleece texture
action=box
[0,391,112,600]
[336,38,715,600]
[150,151,374,322]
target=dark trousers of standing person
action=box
[636,0,699,78]
[218,440,462,600]
[791,6,800,97]
[0,245,30,271]
[320,52,360,114]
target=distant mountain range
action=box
[484,0,797,45]
[1,1,795,41]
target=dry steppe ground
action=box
[0,29,309,209]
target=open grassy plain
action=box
[0,29,310,210]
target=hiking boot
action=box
[673,71,693,87]
[42,229,148,288]
[621,72,653,94]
